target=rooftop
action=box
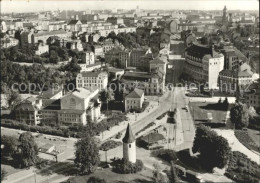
[141,132,165,144]
[126,88,144,99]
[38,88,63,99]
[122,123,135,143]
[33,30,67,37]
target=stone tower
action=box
[122,123,136,163]
[222,5,228,25]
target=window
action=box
[129,144,131,148]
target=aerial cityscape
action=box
[0,0,259,183]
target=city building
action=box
[122,123,136,163]
[76,71,108,90]
[220,46,248,70]
[81,51,95,65]
[244,88,260,111]
[14,96,43,125]
[68,19,82,32]
[58,88,100,124]
[125,88,144,112]
[35,43,49,55]
[31,30,71,44]
[122,71,165,95]
[0,37,19,48]
[107,17,124,25]
[184,43,224,89]
[218,63,259,93]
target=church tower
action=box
[222,5,228,25]
[122,123,136,163]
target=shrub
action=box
[157,112,167,120]
[113,158,143,174]
[151,149,178,162]
[99,140,122,151]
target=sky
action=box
[1,0,259,13]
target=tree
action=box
[192,125,231,170]
[152,163,169,183]
[168,162,179,183]
[230,102,249,129]
[87,176,107,183]
[223,97,229,110]
[99,90,111,104]
[49,50,60,64]
[1,135,19,156]
[74,135,100,174]
[16,132,39,168]
[1,168,8,182]
[7,91,21,110]
[100,57,105,66]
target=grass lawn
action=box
[248,128,260,147]
[189,102,227,126]
[1,164,22,176]
[235,129,260,153]
[66,167,153,183]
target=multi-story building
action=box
[58,88,100,124]
[31,30,71,44]
[68,20,82,32]
[125,88,144,112]
[0,37,19,48]
[184,43,224,89]
[122,71,165,95]
[20,31,33,47]
[107,17,124,25]
[35,43,49,55]
[15,96,43,125]
[82,51,95,65]
[119,47,152,69]
[220,46,248,70]
[244,88,260,111]
[76,71,108,90]
[119,49,131,68]
[218,63,259,93]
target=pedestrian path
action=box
[214,129,260,165]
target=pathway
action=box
[214,129,260,165]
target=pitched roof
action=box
[38,88,63,99]
[33,30,67,37]
[42,99,61,110]
[122,123,135,143]
[15,103,36,111]
[68,20,82,25]
[186,43,213,59]
[141,132,165,144]
[126,88,144,98]
[238,70,253,77]
[79,71,105,77]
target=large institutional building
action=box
[184,43,224,89]
[14,88,101,126]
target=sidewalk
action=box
[214,129,260,165]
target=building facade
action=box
[125,88,144,112]
[184,44,224,89]
[76,71,108,90]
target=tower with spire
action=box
[222,5,228,25]
[122,123,136,163]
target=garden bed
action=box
[225,151,260,183]
[100,140,122,151]
[234,130,260,153]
